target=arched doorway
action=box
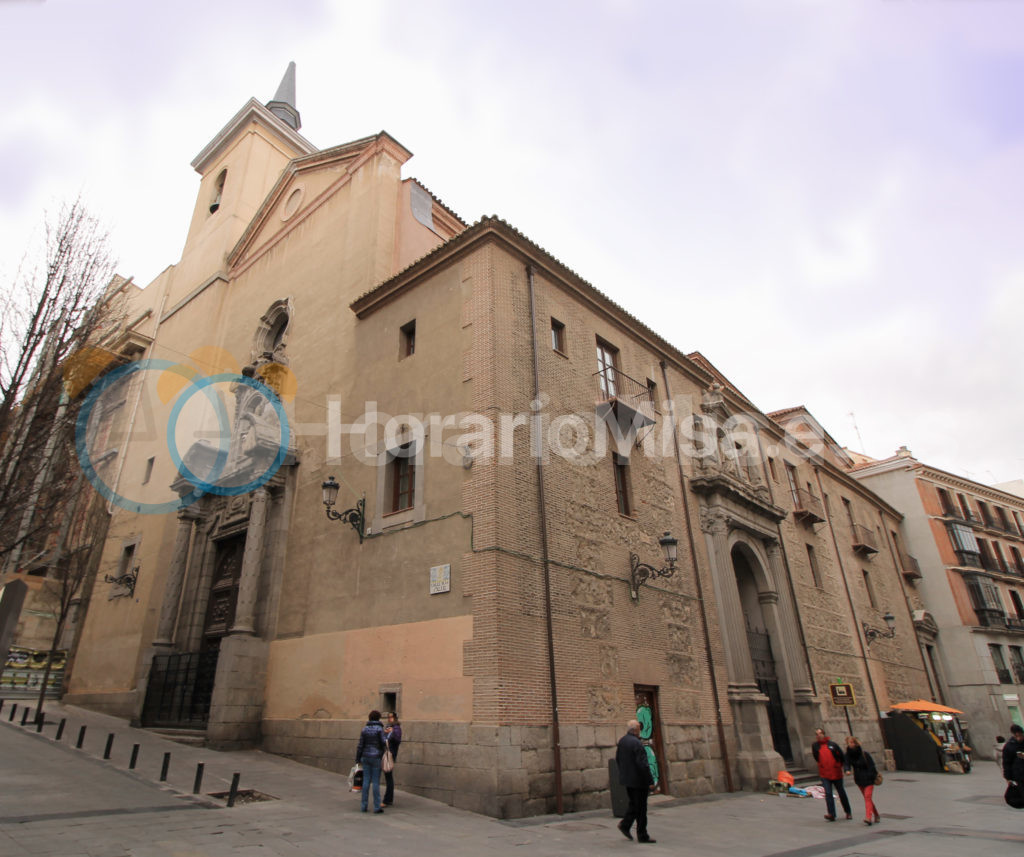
[732,545,793,762]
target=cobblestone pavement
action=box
[1,700,1022,856]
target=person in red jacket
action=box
[812,728,852,821]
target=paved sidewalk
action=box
[0,699,1022,857]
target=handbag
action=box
[874,773,883,786]
[1005,781,1024,809]
[382,745,394,773]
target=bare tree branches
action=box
[0,199,117,566]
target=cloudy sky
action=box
[2,0,1022,485]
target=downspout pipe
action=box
[660,360,735,792]
[526,264,564,814]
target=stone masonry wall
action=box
[261,717,724,818]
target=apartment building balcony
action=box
[954,550,982,569]
[899,552,922,580]
[791,487,825,525]
[593,367,655,438]
[851,523,879,555]
[976,608,1007,629]
[981,555,1003,574]
[1006,617,1024,633]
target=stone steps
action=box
[145,728,207,747]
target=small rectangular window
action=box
[596,338,619,399]
[937,487,954,515]
[957,493,973,520]
[400,320,416,358]
[862,568,877,608]
[551,318,566,354]
[767,457,778,481]
[389,449,415,513]
[143,456,155,485]
[613,453,632,516]
[806,544,822,588]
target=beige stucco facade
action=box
[49,77,934,817]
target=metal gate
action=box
[140,650,219,728]
[747,626,793,761]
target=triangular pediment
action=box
[228,132,413,274]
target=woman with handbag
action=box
[844,736,881,825]
[383,712,403,807]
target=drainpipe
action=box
[813,468,885,728]
[659,360,734,792]
[526,264,564,814]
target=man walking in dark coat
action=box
[1003,724,1024,784]
[616,719,656,844]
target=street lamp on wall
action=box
[862,612,896,646]
[321,476,365,543]
[629,532,678,600]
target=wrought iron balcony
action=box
[594,366,655,438]
[1013,663,1024,684]
[976,608,1008,629]
[851,523,878,555]
[1006,617,1024,633]
[899,552,922,580]
[791,487,825,525]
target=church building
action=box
[55,66,932,817]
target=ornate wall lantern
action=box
[629,532,678,600]
[321,476,365,543]
[862,612,896,646]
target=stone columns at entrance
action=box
[700,507,757,690]
[153,510,198,647]
[764,540,814,698]
[230,488,269,635]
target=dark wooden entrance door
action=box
[634,685,669,794]
[202,534,246,651]
[746,626,793,761]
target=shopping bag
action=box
[382,746,394,773]
[348,764,363,792]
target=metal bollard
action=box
[0,699,4,714]
[129,744,140,769]
[103,733,114,759]
[193,762,205,795]
[160,752,171,782]
[227,772,241,807]
[20,707,29,726]
[55,719,66,741]
[8,704,16,722]
[76,725,86,749]
[35,714,43,733]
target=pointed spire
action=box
[266,61,301,131]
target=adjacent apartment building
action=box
[851,447,1024,757]
[1,67,932,817]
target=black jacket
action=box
[1003,736,1024,782]
[616,731,653,788]
[844,746,878,788]
[356,720,386,763]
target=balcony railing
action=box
[900,552,922,580]
[792,488,825,525]
[1013,663,1024,684]
[1007,617,1024,632]
[997,667,1014,685]
[955,550,982,568]
[976,608,1007,628]
[851,523,879,555]
[593,367,655,423]
[981,555,1008,575]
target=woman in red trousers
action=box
[844,736,881,825]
